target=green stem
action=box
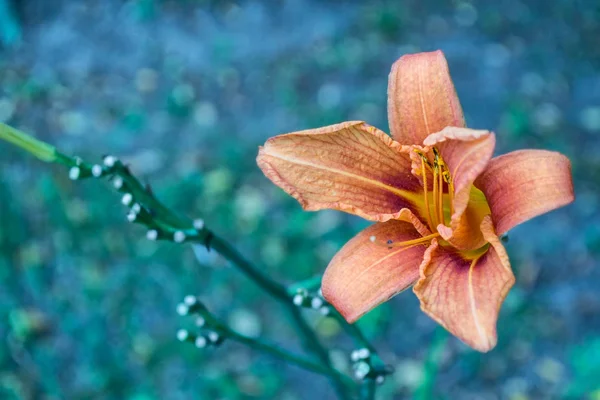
[360,379,376,400]
[287,276,322,294]
[0,124,352,399]
[207,235,350,399]
[199,308,354,388]
[0,123,57,162]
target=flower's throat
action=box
[368,147,454,251]
[416,147,454,232]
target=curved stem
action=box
[0,124,352,399]
[196,305,355,389]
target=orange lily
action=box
[256,50,574,352]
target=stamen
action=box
[432,163,440,227]
[437,164,444,225]
[369,232,440,249]
[420,157,434,231]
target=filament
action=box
[420,157,434,231]
[369,232,440,249]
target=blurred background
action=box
[0,0,598,399]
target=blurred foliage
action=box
[0,0,599,399]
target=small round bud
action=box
[356,348,371,359]
[113,177,124,190]
[127,212,137,222]
[351,350,361,362]
[146,229,158,241]
[354,361,371,380]
[293,294,304,306]
[131,203,141,214]
[376,375,385,385]
[183,295,197,306]
[69,167,81,180]
[176,329,189,342]
[195,316,206,327]
[176,303,189,316]
[173,231,186,243]
[369,235,376,243]
[311,297,324,309]
[121,193,133,206]
[319,306,330,316]
[207,331,220,343]
[91,164,103,177]
[103,155,117,167]
[195,336,207,348]
[193,219,205,230]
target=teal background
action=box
[0,1,598,399]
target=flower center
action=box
[414,147,453,232]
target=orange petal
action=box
[322,220,432,322]
[475,149,574,235]
[424,127,496,250]
[388,50,465,145]
[414,216,515,352]
[257,121,422,222]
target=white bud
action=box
[127,212,137,222]
[369,235,376,243]
[146,229,158,241]
[176,329,189,341]
[183,295,197,306]
[113,177,124,189]
[173,231,186,243]
[131,203,141,214]
[69,167,80,180]
[356,348,371,359]
[376,375,385,385]
[103,155,117,167]
[354,361,371,379]
[293,294,304,306]
[311,297,324,309]
[195,336,207,348]
[195,316,205,327]
[319,306,330,316]
[193,219,205,230]
[176,303,188,316]
[121,193,133,206]
[207,331,220,343]
[91,164,103,177]
[351,350,361,362]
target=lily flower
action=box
[256,50,574,352]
